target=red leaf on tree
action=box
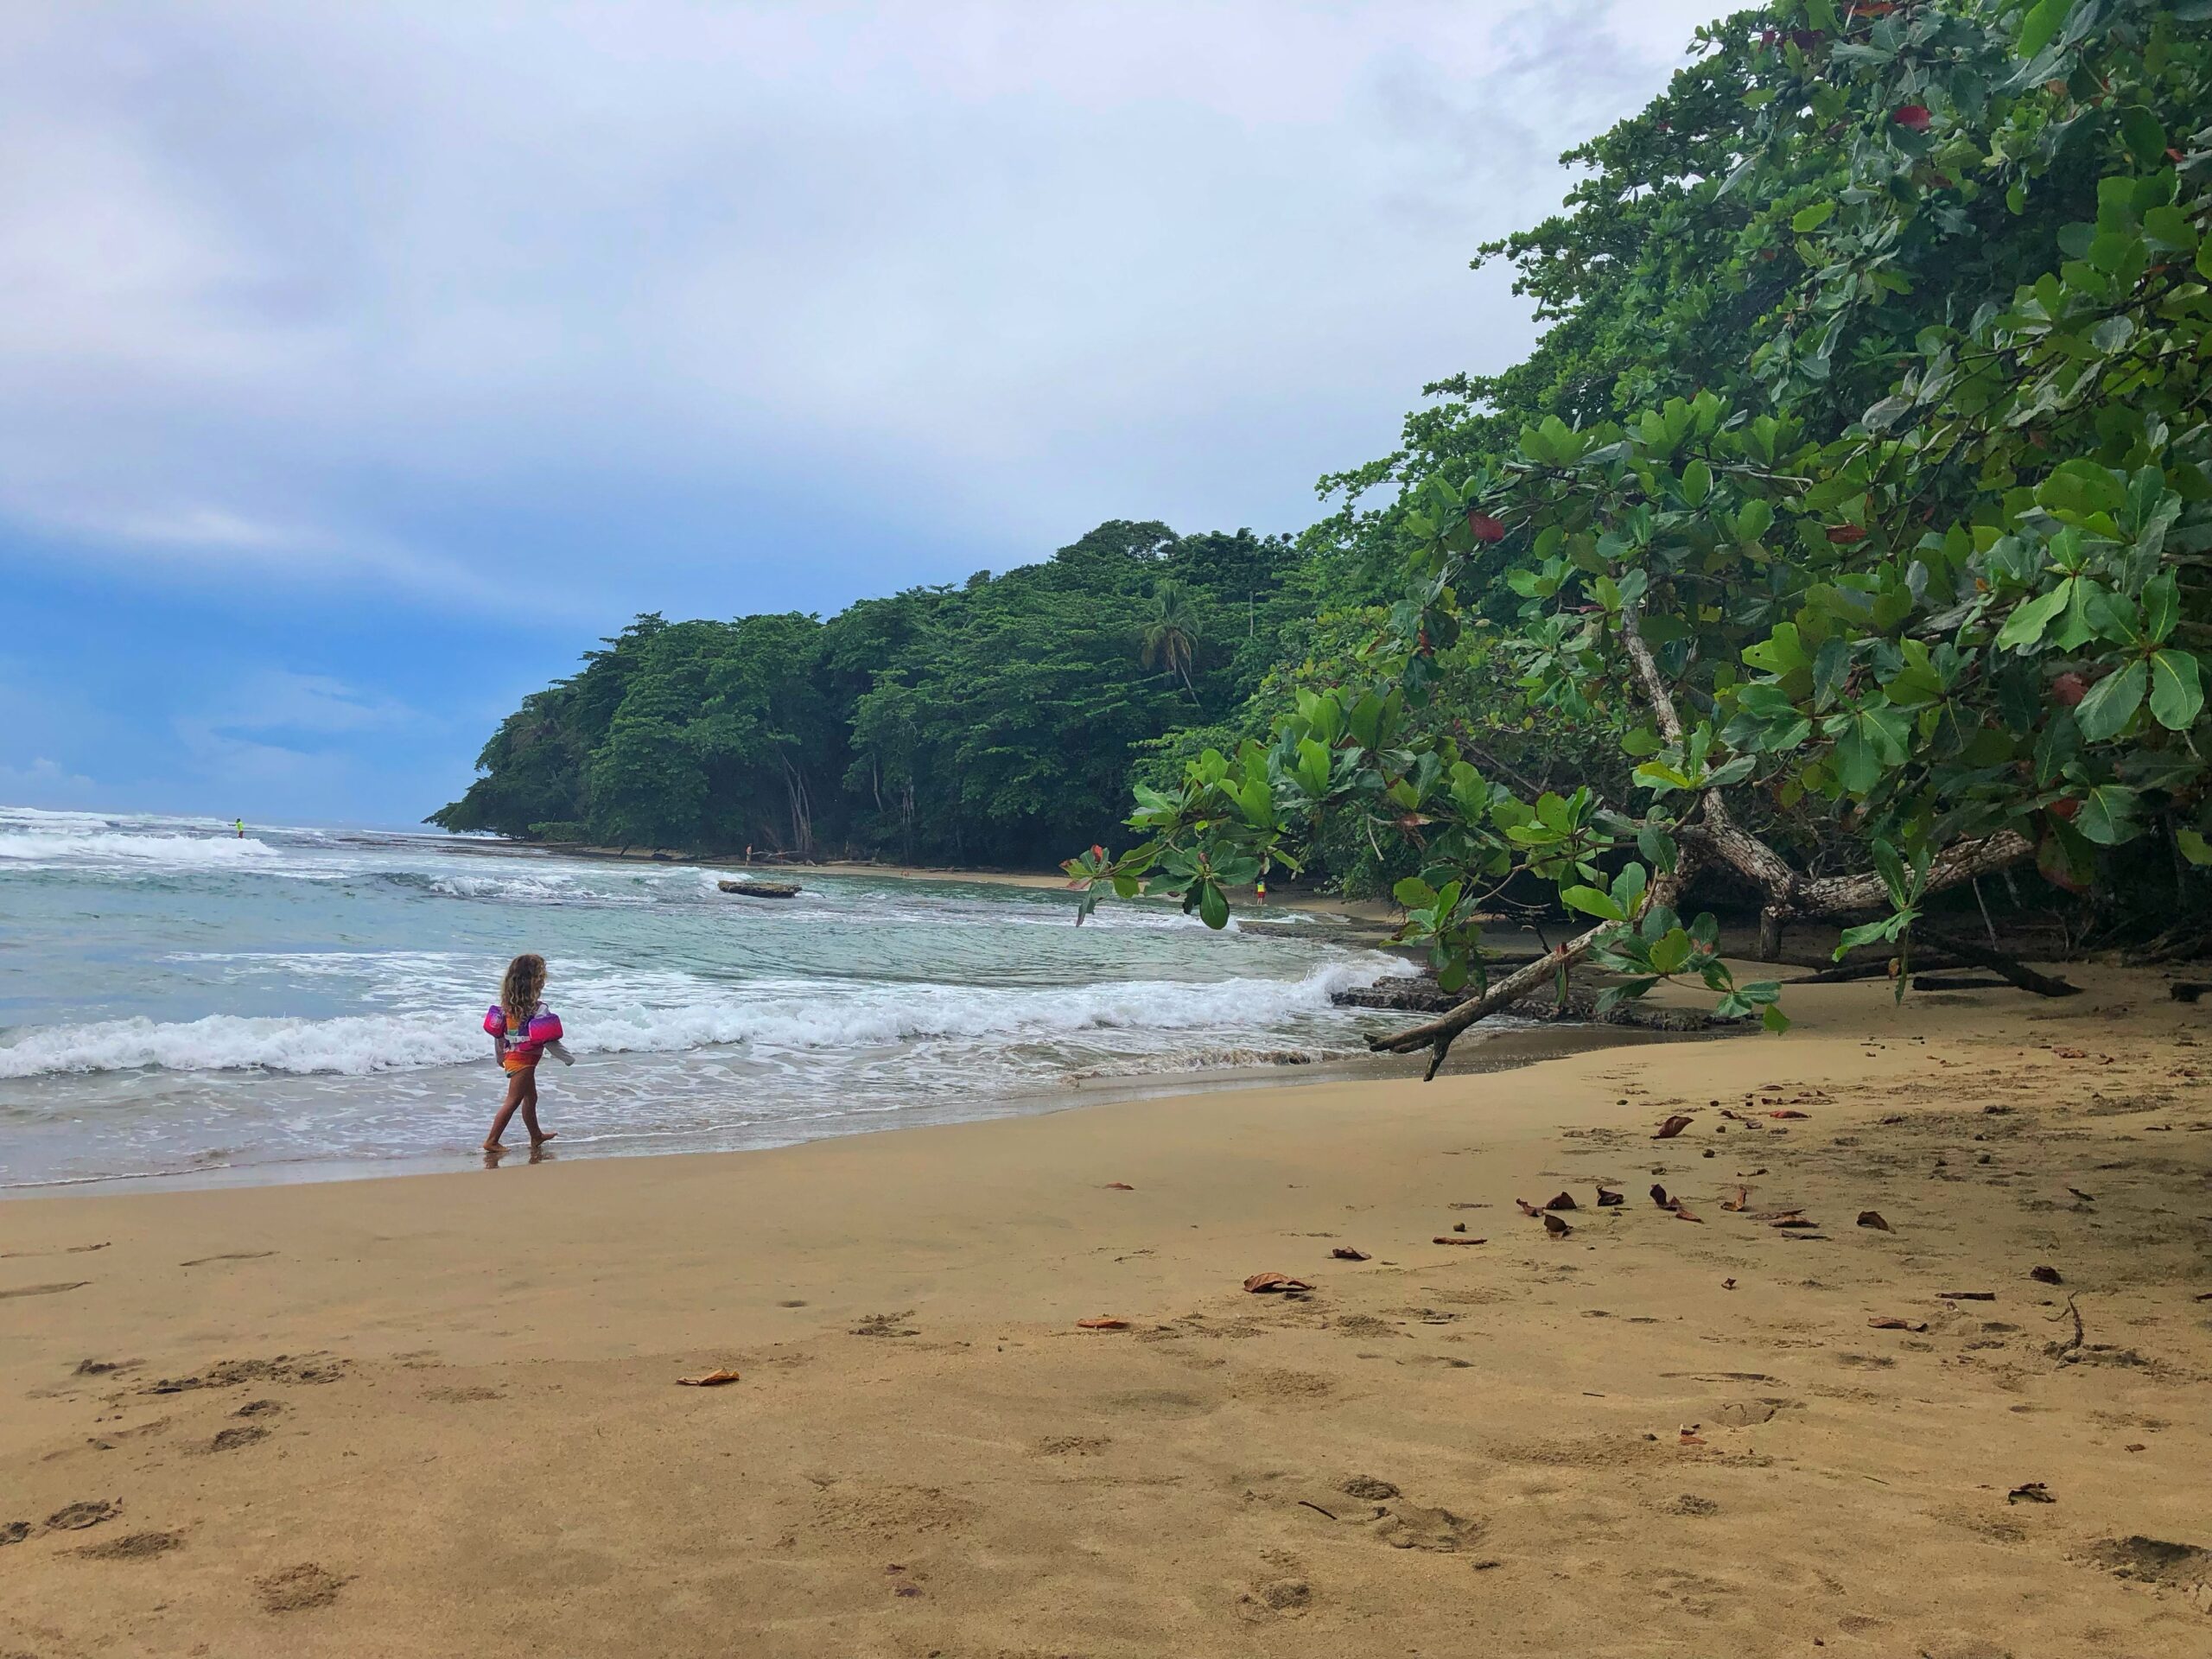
[1466,510,1506,543]
[2050,672,2090,708]
[1825,524,1869,543]
[1892,105,1931,133]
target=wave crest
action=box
[0,960,1407,1080]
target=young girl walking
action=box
[482,953,565,1152]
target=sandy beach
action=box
[4,965,2210,1657]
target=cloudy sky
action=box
[0,0,1719,824]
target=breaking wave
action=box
[0,959,1408,1080]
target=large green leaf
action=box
[2016,0,2069,58]
[1995,582,2070,652]
[2073,785,2141,848]
[2074,659,2146,742]
[2149,651,2203,732]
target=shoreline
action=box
[4,963,2209,1654]
[1,1018,1712,1202]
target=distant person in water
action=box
[234,817,245,838]
[482,952,566,1153]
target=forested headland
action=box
[441,0,2212,1020]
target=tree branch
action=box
[1369,840,1701,1077]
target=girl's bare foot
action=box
[482,1139,505,1153]
[530,1131,557,1147]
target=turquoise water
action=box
[0,806,1410,1191]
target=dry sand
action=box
[3,965,2210,1657]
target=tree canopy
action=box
[431,523,1351,867]
[1071,0,2212,1070]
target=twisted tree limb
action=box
[1618,607,2036,934]
[1370,608,2044,1072]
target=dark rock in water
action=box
[1332,982,1462,1014]
[718,879,802,899]
[1331,976,1736,1032]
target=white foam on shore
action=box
[0,959,1410,1079]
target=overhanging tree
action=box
[1070,0,2212,1074]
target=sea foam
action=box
[0,960,1407,1079]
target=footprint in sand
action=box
[45,1500,118,1531]
[1033,1435,1110,1456]
[1101,1389,1212,1418]
[1238,1578,1313,1618]
[257,1562,349,1613]
[1373,1501,1481,1552]
[77,1529,184,1560]
[849,1311,917,1338]
[205,1425,269,1453]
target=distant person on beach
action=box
[482,952,566,1153]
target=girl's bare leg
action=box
[519,1077,555,1147]
[485,1071,529,1150]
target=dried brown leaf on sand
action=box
[1076,1318,1129,1331]
[1331,1247,1370,1262]
[2029,1265,2063,1285]
[1243,1273,1314,1294]
[1857,1211,1893,1231]
[1654,1115,1694,1140]
[1544,1192,1577,1211]
[677,1369,742,1387]
[1514,1198,1542,1217]
[1767,1109,1809,1120]
[2006,1482,2054,1504]
[1649,1185,1671,1209]
[1596,1187,1624,1207]
[1103,1182,1135,1191]
[1868,1317,1928,1332]
[1541,1213,1573,1238]
[1671,1203,1704,1224]
[1433,1236,1489,1246]
[1721,1186,1751,1212]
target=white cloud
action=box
[0,0,1719,608]
[0,755,97,803]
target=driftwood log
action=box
[717,879,802,899]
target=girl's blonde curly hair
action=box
[499,953,548,1027]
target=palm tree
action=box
[1139,580,1203,700]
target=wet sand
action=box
[3,964,2209,1656]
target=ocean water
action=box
[0,806,1418,1191]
